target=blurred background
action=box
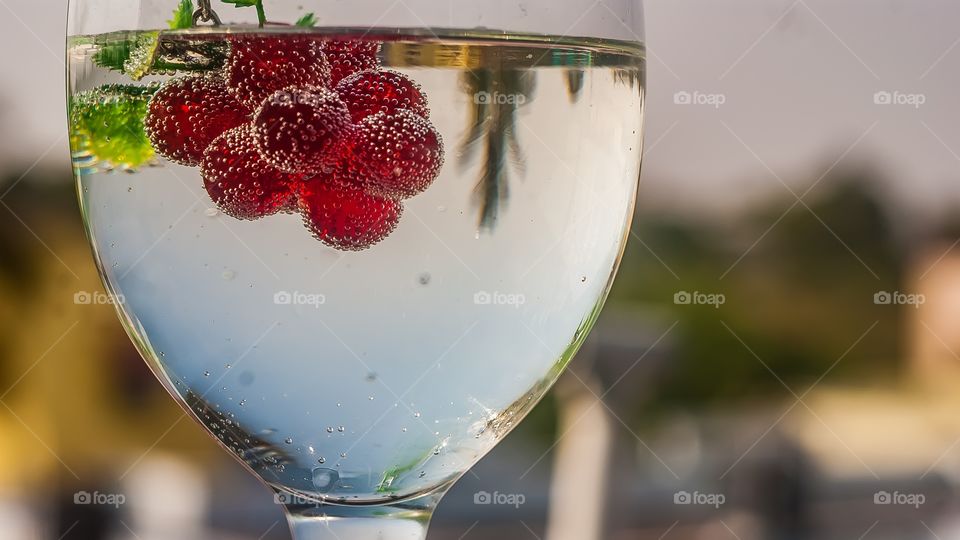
[3,0,960,538]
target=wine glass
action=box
[66,0,645,538]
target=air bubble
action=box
[285,437,293,444]
[312,468,339,492]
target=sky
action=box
[1,0,959,223]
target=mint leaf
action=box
[69,85,159,171]
[221,0,266,26]
[295,13,317,27]
[169,0,194,29]
[92,32,228,80]
[92,33,139,72]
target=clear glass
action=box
[66,1,644,538]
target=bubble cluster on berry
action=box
[200,125,298,220]
[145,75,249,166]
[253,86,351,175]
[143,35,444,251]
[336,69,428,123]
[226,37,331,110]
[298,177,403,251]
[338,110,444,199]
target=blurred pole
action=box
[544,360,612,540]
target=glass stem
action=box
[284,492,441,540]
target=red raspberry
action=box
[324,40,381,85]
[253,86,352,175]
[145,75,249,166]
[335,69,428,123]
[226,36,331,111]
[200,126,298,220]
[298,177,402,251]
[338,110,444,199]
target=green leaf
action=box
[92,34,137,72]
[221,0,259,7]
[169,0,194,29]
[295,12,317,27]
[69,85,159,171]
[221,0,266,26]
[92,31,160,78]
[92,31,228,81]
[122,32,162,80]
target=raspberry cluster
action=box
[144,37,444,251]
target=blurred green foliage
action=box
[612,168,903,419]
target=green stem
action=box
[255,0,266,27]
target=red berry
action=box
[253,86,352,175]
[338,110,444,199]
[335,69,428,123]
[324,40,381,85]
[200,126,298,220]
[298,177,402,251]
[226,37,331,111]
[145,76,249,166]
